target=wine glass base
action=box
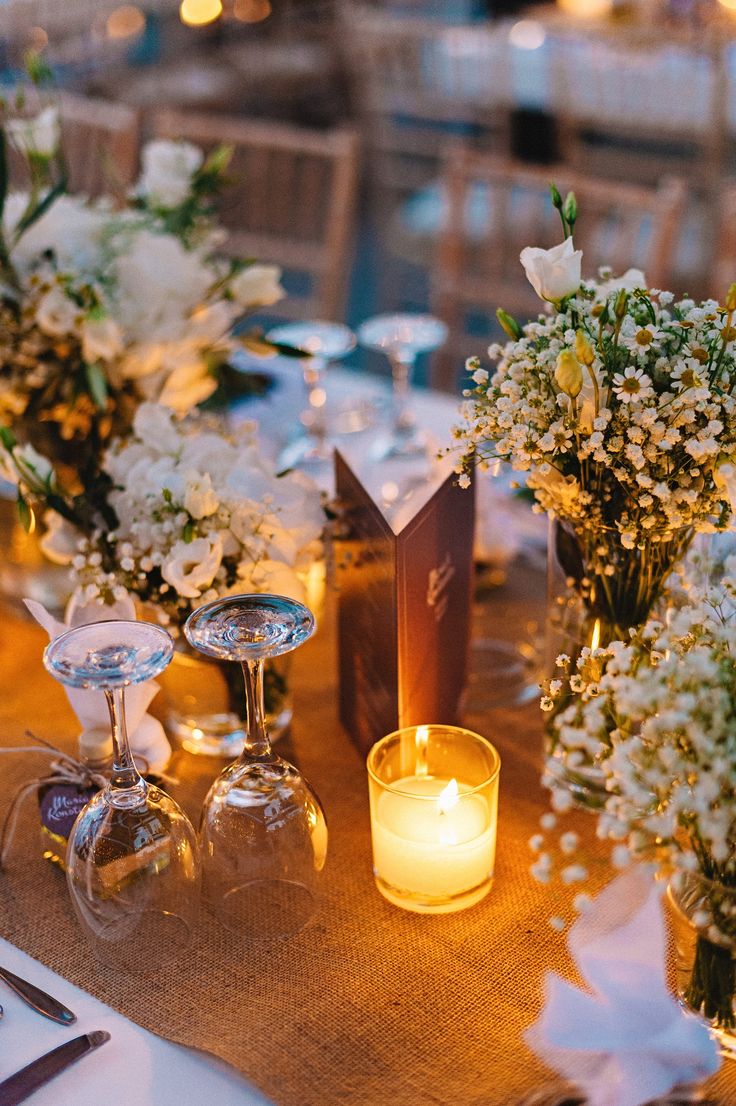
[278,434,331,468]
[209,878,317,940]
[85,909,194,973]
[464,638,541,710]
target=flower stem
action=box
[686,934,736,1029]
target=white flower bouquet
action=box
[545,570,736,1041]
[455,190,736,647]
[71,403,325,628]
[0,77,284,513]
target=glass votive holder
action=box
[367,724,500,914]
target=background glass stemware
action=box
[43,620,200,973]
[185,593,328,941]
[357,312,448,460]
[267,320,357,471]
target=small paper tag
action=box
[39,783,97,841]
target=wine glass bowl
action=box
[185,593,314,661]
[44,619,174,688]
[357,312,448,459]
[267,320,359,471]
[43,620,200,973]
[185,594,328,941]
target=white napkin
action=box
[526,866,720,1106]
[24,595,172,775]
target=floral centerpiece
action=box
[453,189,736,795]
[0,79,284,545]
[72,403,324,623]
[7,401,327,752]
[542,568,736,1050]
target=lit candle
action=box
[367,725,500,914]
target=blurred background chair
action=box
[551,32,725,191]
[59,91,140,197]
[153,108,360,321]
[430,149,687,389]
[711,182,736,301]
[341,6,511,312]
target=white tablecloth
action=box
[0,938,269,1105]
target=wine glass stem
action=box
[389,353,415,435]
[304,356,327,446]
[104,688,143,793]
[241,659,272,758]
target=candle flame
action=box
[438,778,459,815]
[590,618,601,651]
[415,726,430,778]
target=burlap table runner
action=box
[1,573,734,1106]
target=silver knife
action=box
[0,1031,110,1106]
[0,967,76,1025]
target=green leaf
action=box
[24,51,54,86]
[182,520,196,543]
[13,173,68,241]
[0,425,16,450]
[16,492,33,533]
[85,362,108,410]
[162,487,173,505]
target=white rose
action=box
[6,105,60,158]
[161,535,222,599]
[36,285,78,338]
[81,314,124,363]
[118,343,166,381]
[154,354,218,415]
[136,140,204,208]
[234,558,306,603]
[520,237,582,304]
[230,264,285,309]
[188,301,237,343]
[5,193,107,275]
[183,471,220,519]
[131,402,182,453]
[39,511,82,565]
[111,231,214,343]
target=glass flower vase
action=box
[668,872,736,1058]
[544,518,695,809]
[162,643,293,757]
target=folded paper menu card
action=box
[335,451,475,754]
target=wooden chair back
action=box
[153,109,360,321]
[59,93,140,198]
[551,33,725,192]
[431,149,687,390]
[710,183,736,301]
[342,7,509,199]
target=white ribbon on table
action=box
[24,593,171,774]
[526,866,721,1106]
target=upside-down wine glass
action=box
[43,620,201,972]
[185,593,327,941]
[267,320,358,472]
[357,312,448,460]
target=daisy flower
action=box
[611,367,654,404]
